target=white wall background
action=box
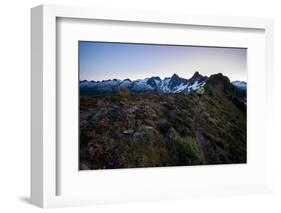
[0,0,280,212]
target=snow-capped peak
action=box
[232,81,247,90]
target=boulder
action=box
[122,130,134,135]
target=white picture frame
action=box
[31,4,274,208]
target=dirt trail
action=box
[193,96,208,163]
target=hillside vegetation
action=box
[79,74,246,169]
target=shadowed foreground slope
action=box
[79,74,246,170]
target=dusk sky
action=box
[79,41,247,82]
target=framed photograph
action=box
[31,4,274,208]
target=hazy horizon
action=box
[79,41,247,82]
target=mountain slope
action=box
[79,73,247,169]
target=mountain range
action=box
[80,72,246,104]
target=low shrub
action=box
[175,136,202,163]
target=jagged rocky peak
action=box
[150,76,161,81]
[191,71,201,78]
[169,73,188,88]
[147,76,161,88]
[171,73,180,80]
[188,71,207,85]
